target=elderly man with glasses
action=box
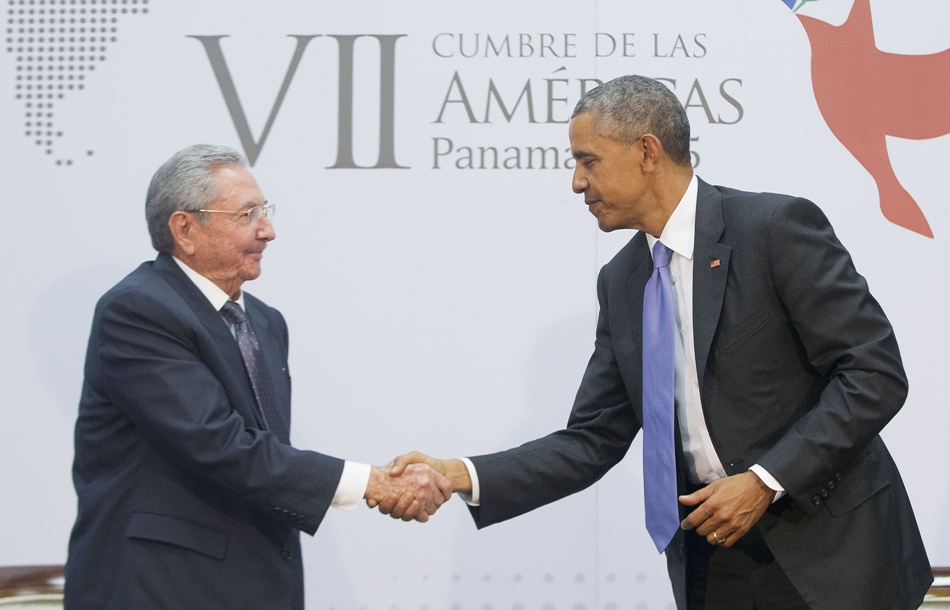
[64,144,451,610]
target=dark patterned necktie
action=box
[642,241,679,553]
[220,301,290,444]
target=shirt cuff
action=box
[331,461,372,511]
[458,457,480,506]
[749,464,786,502]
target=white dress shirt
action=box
[172,256,370,511]
[463,176,782,506]
[645,176,728,485]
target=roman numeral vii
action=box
[189,34,408,169]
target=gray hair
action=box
[145,144,248,253]
[572,75,691,166]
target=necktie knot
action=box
[652,241,673,270]
[220,300,248,325]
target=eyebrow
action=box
[572,149,596,160]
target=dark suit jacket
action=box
[65,253,344,610]
[468,179,931,610]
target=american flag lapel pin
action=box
[710,259,721,268]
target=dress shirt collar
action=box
[645,174,698,261]
[171,255,246,312]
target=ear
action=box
[168,210,198,257]
[639,134,664,172]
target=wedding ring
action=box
[713,531,725,545]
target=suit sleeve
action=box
[93,287,344,535]
[753,198,907,514]
[469,266,640,528]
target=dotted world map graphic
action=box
[6,0,149,165]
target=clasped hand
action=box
[678,471,774,546]
[366,451,470,522]
[364,460,451,523]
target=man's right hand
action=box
[363,462,452,523]
[369,452,473,520]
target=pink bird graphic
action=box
[789,0,950,238]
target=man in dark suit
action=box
[384,76,932,609]
[64,144,451,609]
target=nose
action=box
[257,216,276,242]
[572,166,588,194]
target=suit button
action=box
[282,548,294,561]
[835,473,842,481]
[296,515,306,524]
[820,489,828,498]
[827,481,835,489]
[812,496,821,506]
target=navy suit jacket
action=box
[468,179,931,610]
[65,253,344,609]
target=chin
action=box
[239,265,263,282]
[597,219,619,233]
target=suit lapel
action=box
[692,179,731,390]
[152,254,267,430]
[245,299,292,429]
[624,232,652,421]
[244,299,269,335]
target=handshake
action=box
[362,452,471,523]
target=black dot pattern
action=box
[6,0,150,165]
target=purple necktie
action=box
[220,301,290,445]
[642,241,679,553]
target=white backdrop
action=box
[2,0,949,608]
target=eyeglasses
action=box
[194,203,275,226]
